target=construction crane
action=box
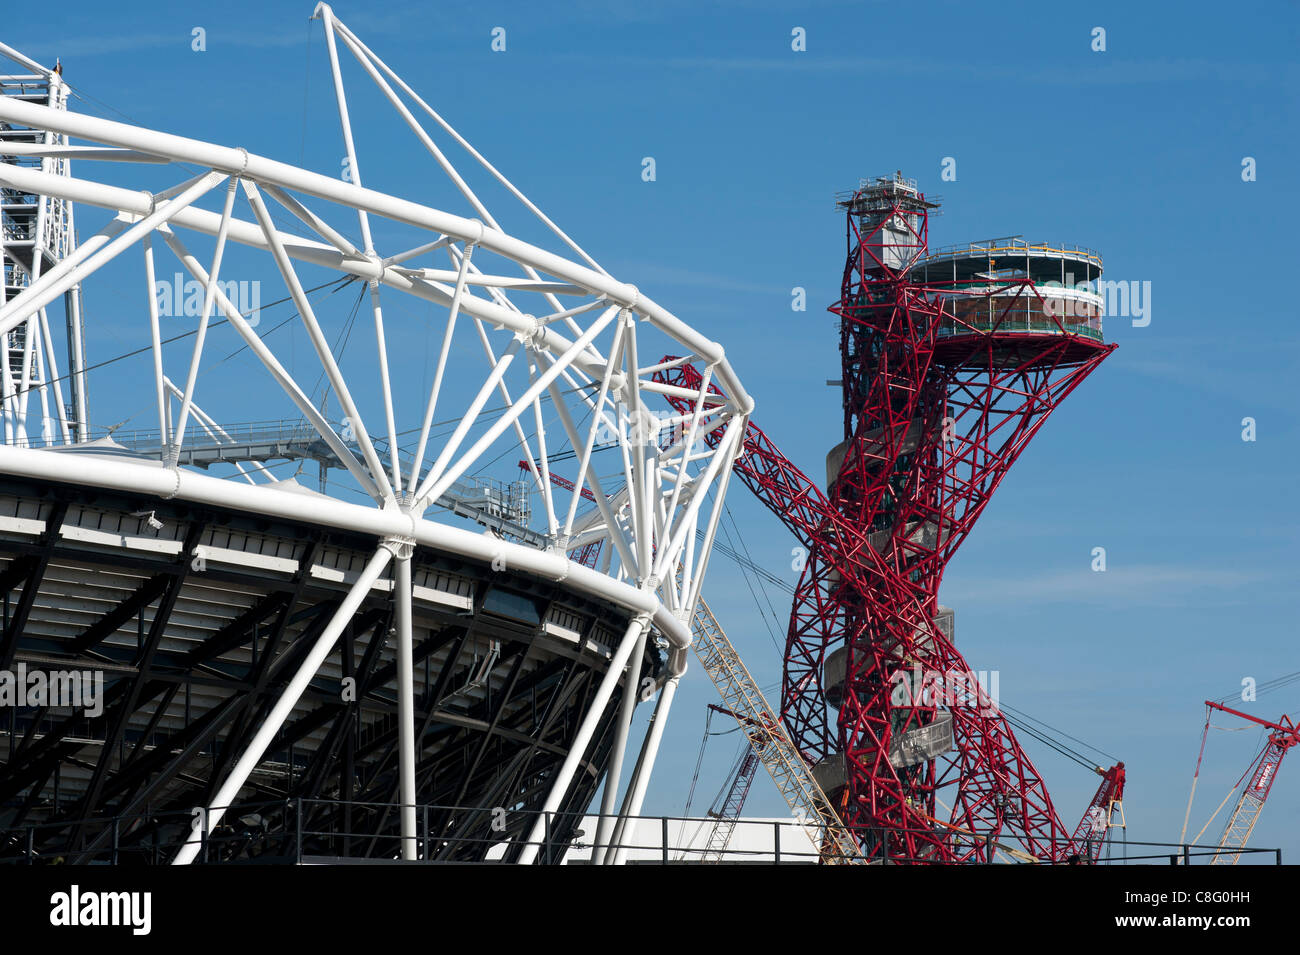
[1069,763,1126,863]
[701,724,761,862]
[688,595,864,863]
[1189,701,1298,865]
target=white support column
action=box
[517,613,651,865]
[608,675,680,866]
[621,311,652,580]
[0,330,15,445]
[16,313,35,442]
[63,190,89,442]
[32,329,51,444]
[591,623,648,863]
[393,541,418,860]
[172,542,396,865]
[0,203,8,444]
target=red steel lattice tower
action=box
[658,172,1115,862]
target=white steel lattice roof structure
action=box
[0,5,750,865]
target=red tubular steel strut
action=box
[655,176,1115,862]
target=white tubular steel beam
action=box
[0,163,617,387]
[591,623,648,864]
[414,334,521,501]
[319,1,375,254]
[382,235,452,268]
[608,675,681,866]
[369,282,403,494]
[159,228,383,500]
[261,183,361,257]
[463,308,548,508]
[172,542,396,865]
[66,282,88,441]
[35,308,71,444]
[0,444,695,654]
[169,175,238,466]
[652,414,742,583]
[0,143,168,163]
[329,15,586,325]
[517,613,651,866]
[414,306,618,511]
[161,377,263,484]
[663,363,714,527]
[408,241,474,491]
[0,40,57,77]
[403,269,584,295]
[325,12,610,278]
[242,179,393,502]
[621,312,653,582]
[141,236,169,446]
[683,418,745,612]
[526,357,559,540]
[0,169,224,338]
[0,99,753,414]
[329,20,494,231]
[536,345,640,577]
[562,322,622,537]
[394,553,418,860]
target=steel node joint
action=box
[379,535,416,561]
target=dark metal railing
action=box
[0,797,1282,866]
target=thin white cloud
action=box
[611,261,788,296]
[552,53,1296,88]
[943,563,1270,608]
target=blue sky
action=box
[13,0,1300,861]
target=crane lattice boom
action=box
[1204,701,1297,865]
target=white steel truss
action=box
[0,6,752,865]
